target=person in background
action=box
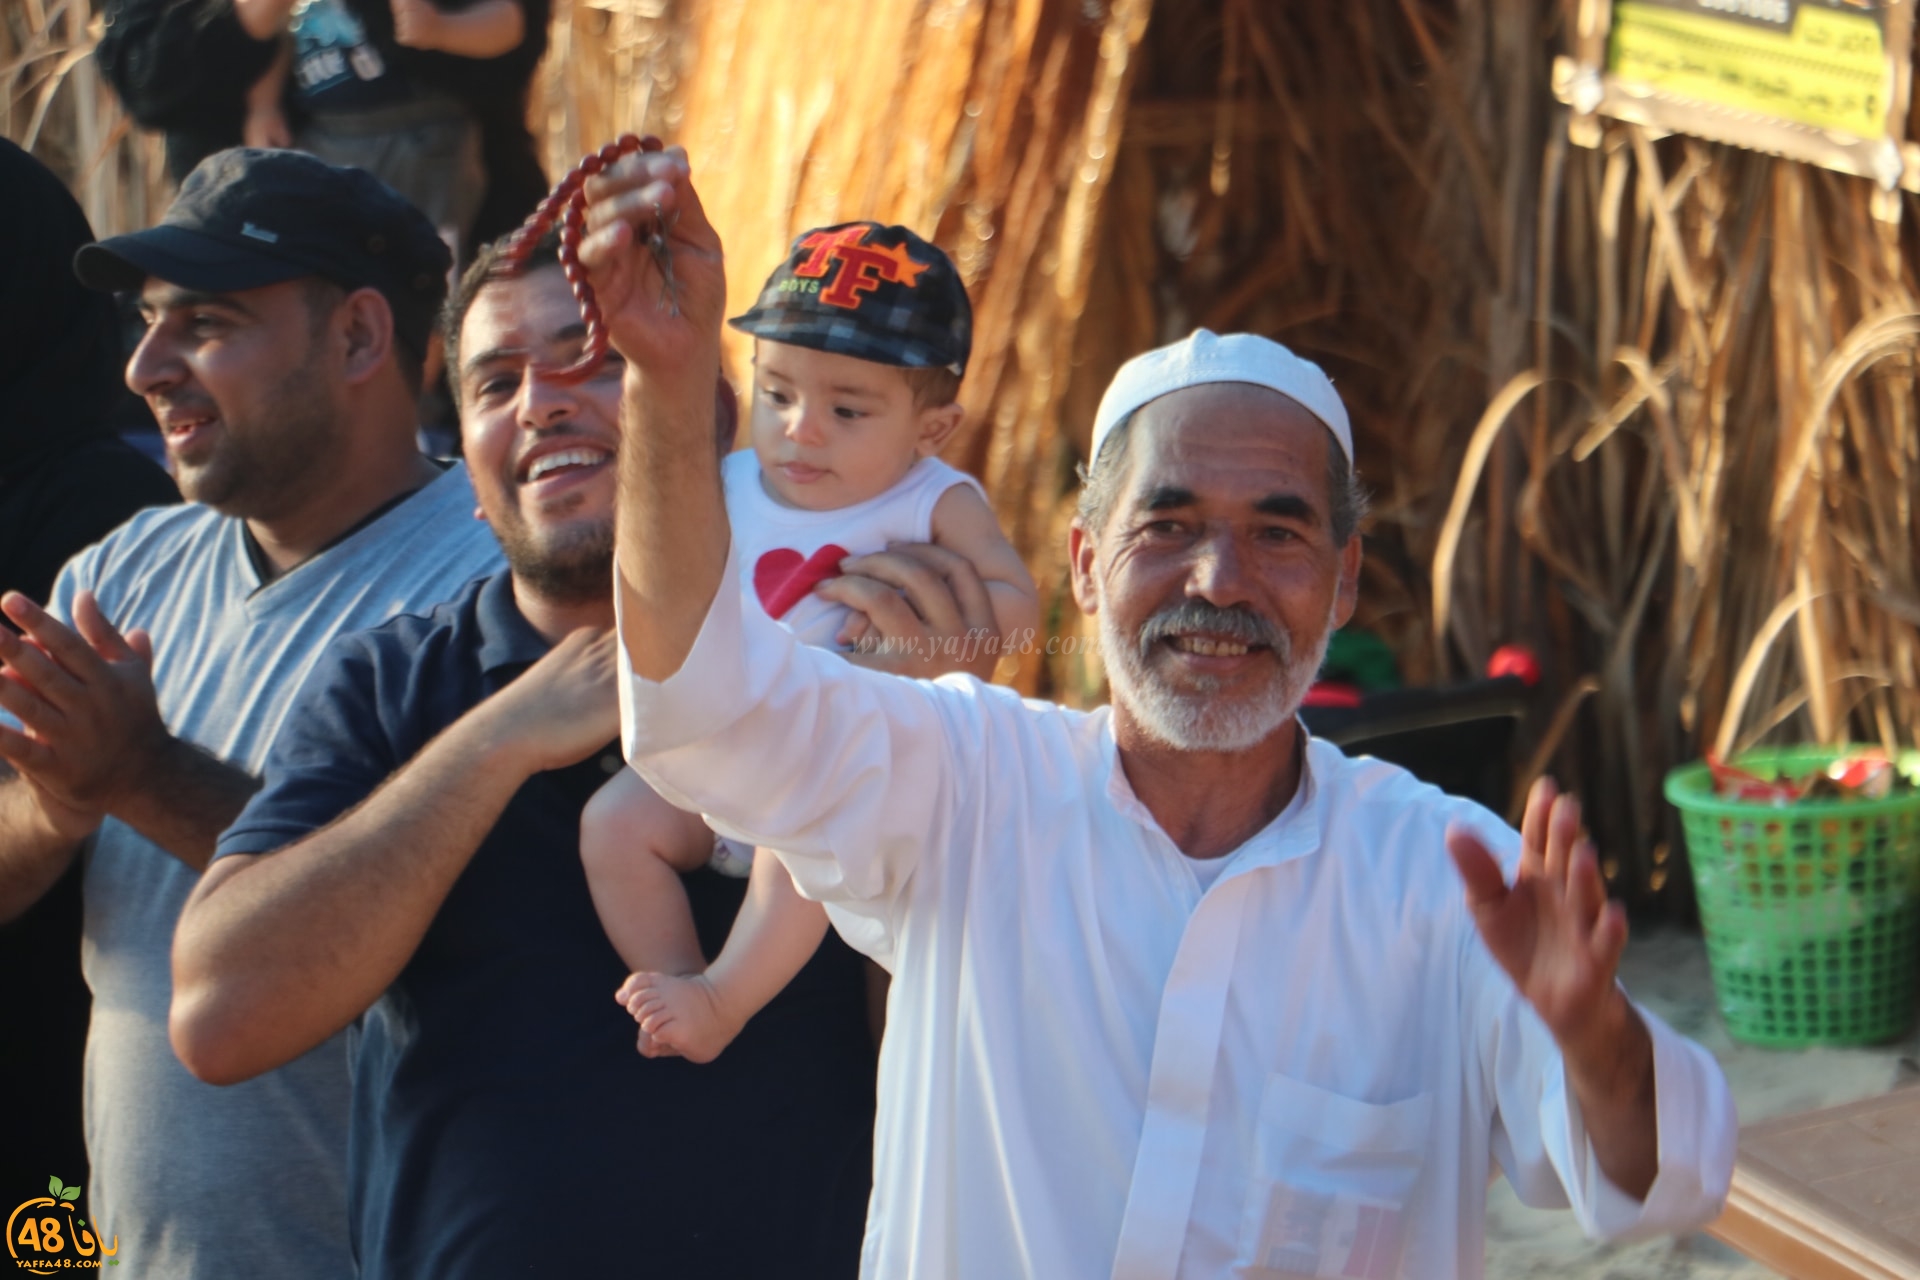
[0,148,501,1278]
[168,232,875,1278]
[445,0,549,250]
[234,0,550,266]
[0,137,178,1202]
[95,0,285,181]
[0,142,178,606]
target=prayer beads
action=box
[495,133,677,383]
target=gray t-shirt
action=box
[48,463,503,1279]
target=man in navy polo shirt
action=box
[167,234,876,1277]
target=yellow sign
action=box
[6,1177,118,1272]
[1556,0,1917,206]
[1609,1,1890,139]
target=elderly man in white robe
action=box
[578,148,1737,1280]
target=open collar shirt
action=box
[218,571,875,1277]
[617,548,1737,1280]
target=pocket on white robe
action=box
[1235,1072,1432,1280]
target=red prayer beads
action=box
[495,133,672,384]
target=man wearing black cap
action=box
[0,148,502,1278]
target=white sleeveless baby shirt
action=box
[722,450,986,650]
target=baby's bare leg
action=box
[580,769,710,978]
[620,848,828,1063]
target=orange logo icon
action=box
[7,1176,118,1271]
[794,227,930,310]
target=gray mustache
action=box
[1136,600,1287,658]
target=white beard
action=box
[1098,590,1333,753]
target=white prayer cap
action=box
[1089,329,1353,468]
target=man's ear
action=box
[915,401,964,457]
[1068,518,1100,617]
[338,287,397,388]
[1333,532,1362,629]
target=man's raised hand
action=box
[0,590,168,823]
[1447,777,1632,1053]
[1452,779,1665,1198]
[576,145,726,370]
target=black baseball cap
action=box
[728,221,971,376]
[74,147,452,355]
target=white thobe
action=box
[617,551,1738,1280]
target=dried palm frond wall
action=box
[14,0,1920,908]
[2,0,173,234]
[539,0,1154,679]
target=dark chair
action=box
[1300,677,1530,812]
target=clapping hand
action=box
[0,591,167,830]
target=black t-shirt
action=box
[290,0,415,111]
[96,0,280,165]
[0,435,179,606]
[286,0,551,240]
[290,0,547,115]
[217,572,875,1278]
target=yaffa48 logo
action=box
[7,1175,118,1270]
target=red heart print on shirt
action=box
[754,544,850,619]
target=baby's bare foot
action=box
[633,1022,680,1059]
[620,970,746,1064]
[617,974,680,1058]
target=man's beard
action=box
[175,350,341,517]
[494,511,614,605]
[1099,592,1331,753]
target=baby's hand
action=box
[390,0,443,48]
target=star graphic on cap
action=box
[876,241,931,288]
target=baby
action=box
[580,221,1039,1062]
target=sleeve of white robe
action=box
[614,545,965,952]
[1464,906,1739,1240]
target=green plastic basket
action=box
[1665,747,1920,1047]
